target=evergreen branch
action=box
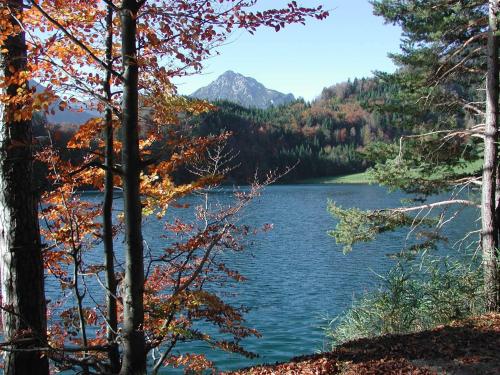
[397,126,485,160]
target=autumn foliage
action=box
[0,0,328,373]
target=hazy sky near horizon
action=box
[174,0,402,101]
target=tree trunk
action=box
[0,1,49,374]
[103,4,120,373]
[482,0,500,312]
[119,1,146,374]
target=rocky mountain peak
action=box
[191,71,295,109]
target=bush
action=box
[325,253,484,348]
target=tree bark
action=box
[0,1,49,373]
[103,4,120,373]
[119,1,146,374]
[482,0,500,312]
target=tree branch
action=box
[69,160,123,177]
[28,0,123,80]
[382,199,479,214]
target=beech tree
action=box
[0,1,49,374]
[119,2,145,373]
[115,2,328,373]
[7,0,329,373]
[102,3,120,371]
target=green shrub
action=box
[325,254,484,348]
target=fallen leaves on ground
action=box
[225,313,500,375]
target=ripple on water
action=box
[48,184,477,373]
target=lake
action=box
[47,184,478,373]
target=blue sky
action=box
[174,0,402,101]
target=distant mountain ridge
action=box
[190,71,295,109]
[31,81,99,125]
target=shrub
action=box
[325,253,484,348]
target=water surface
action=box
[49,184,478,372]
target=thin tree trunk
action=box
[72,248,89,374]
[496,164,500,255]
[0,1,49,374]
[482,0,500,312]
[119,1,146,374]
[103,4,120,373]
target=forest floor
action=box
[225,313,500,375]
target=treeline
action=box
[38,74,476,185]
[37,77,401,184]
[190,77,403,182]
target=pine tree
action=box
[329,0,499,310]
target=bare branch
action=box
[69,160,123,177]
[382,199,479,214]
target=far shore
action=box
[297,171,373,184]
[78,172,374,195]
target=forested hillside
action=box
[191,77,401,182]
[38,77,401,183]
[38,72,479,185]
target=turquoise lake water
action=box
[46,184,478,373]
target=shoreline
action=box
[78,172,374,194]
[296,171,372,185]
[225,313,500,375]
